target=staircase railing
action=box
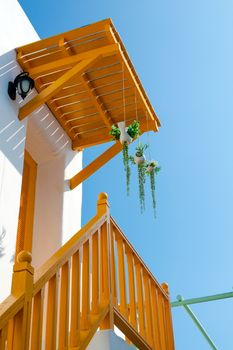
[0,193,175,350]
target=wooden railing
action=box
[0,193,175,350]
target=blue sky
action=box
[19,1,233,348]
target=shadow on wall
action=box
[0,49,27,173]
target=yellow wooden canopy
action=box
[16,19,160,151]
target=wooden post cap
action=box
[98,192,108,201]
[17,250,32,264]
[161,282,169,294]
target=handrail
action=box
[0,193,175,350]
[0,294,24,330]
[33,213,106,295]
[110,216,168,299]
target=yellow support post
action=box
[18,55,101,121]
[70,142,122,190]
[10,251,34,350]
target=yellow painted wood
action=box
[109,224,117,306]
[27,44,119,77]
[11,251,34,350]
[17,19,111,54]
[157,290,167,350]
[33,214,105,296]
[45,274,58,350]
[70,251,80,347]
[143,273,153,347]
[18,56,101,121]
[113,307,152,350]
[135,262,145,337]
[81,240,90,330]
[59,261,70,349]
[110,218,168,299]
[116,237,128,318]
[81,73,113,128]
[72,134,113,150]
[91,231,99,314]
[126,251,137,329]
[16,151,37,255]
[0,324,7,350]
[150,284,162,350]
[70,142,122,190]
[31,290,44,350]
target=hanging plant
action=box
[138,163,146,213]
[146,161,161,216]
[129,143,148,213]
[134,142,148,165]
[110,120,140,195]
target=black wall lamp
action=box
[8,72,34,100]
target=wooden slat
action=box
[26,44,119,77]
[19,56,101,121]
[143,273,153,347]
[70,142,122,189]
[0,324,7,350]
[100,222,113,329]
[45,274,58,350]
[81,73,113,128]
[81,240,90,330]
[126,251,137,329]
[150,284,162,350]
[157,290,167,350]
[70,251,80,347]
[116,237,128,318]
[110,224,117,306]
[30,290,44,350]
[58,261,70,348]
[135,262,145,337]
[91,231,99,314]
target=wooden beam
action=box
[81,73,113,129]
[18,56,101,121]
[70,142,122,190]
[26,44,119,77]
[113,307,152,350]
[72,135,113,151]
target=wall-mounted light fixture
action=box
[8,72,34,100]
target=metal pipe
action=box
[176,296,218,350]
[171,291,233,307]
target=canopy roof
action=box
[16,19,160,150]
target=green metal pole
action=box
[171,291,233,307]
[176,296,218,350]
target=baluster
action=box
[81,240,90,330]
[116,236,127,319]
[45,273,58,350]
[31,289,44,350]
[70,250,80,346]
[0,324,7,350]
[58,261,70,348]
[135,261,145,337]
[143,273,153,346]
[110,223,117,307]
[91,231,99,314]
[100,222,113,330]
[157,289,167,350]
[126,250,137,329]
[150,283,162,350]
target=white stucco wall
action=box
[27,104,82,268]
[0,0,82,298]
[0,0,39,302]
